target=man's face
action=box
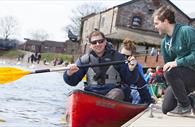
[90,35,106,56]
[153,16,166,35]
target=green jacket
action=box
[161,23,195,70]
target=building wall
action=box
[64,40,80,55]
[80,0,195,67]
[82,0,194,44]
[116,0,192,32]
[82,8,118,44]
[99,8,118,35]
[25,42,41,53]
[24,39,80,55]
[190,20,195,26]
[82,14,101,43]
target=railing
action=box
[135,53,164,68]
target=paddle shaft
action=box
[31,60,128,74]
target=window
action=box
[148,8,154,14]
[132,16,142,27]
[100,16,105,27]
[31,45,35,50]
[152,0,160,6]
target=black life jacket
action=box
[79,47,122,86]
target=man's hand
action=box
[163,61,177,72]
[67,64,79,76]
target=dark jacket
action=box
[63,46,138,96]
[64,46,153,104]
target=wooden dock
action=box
[122,98,195,127]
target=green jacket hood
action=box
[165,23,184,41]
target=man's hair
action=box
[152,6,175,24]
[88,31,105,43]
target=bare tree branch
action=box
[0,16,19,40]
[64,2,106,36]
[30,29,49,41]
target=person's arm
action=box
[114,52,138,85]
[137,64,145,78]
[118,62,139,85]
[176,27,195,66]
[63,59,86,86]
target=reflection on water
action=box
[0,64,83,127]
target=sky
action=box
[0,0,194,42]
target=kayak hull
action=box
[65,90,147,127]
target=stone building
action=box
[80,0,195,68]
[22,38,80,55]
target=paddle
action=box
[0,60,128,84]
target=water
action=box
[0,64,83,127]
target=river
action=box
[0,63,83,127]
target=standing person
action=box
[37,53,41,64]
[64,31,140,102]
[153,6,195,116]
[30,53,35,64]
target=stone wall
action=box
[116,0,192,32]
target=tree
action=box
[30,29,49,41]
[0,16,19,40]
[65,2,106,37]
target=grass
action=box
[0,49,73,63]
[41,52,72,62]
[0,49,25,58]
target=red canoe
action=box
[65,90,147,127]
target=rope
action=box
[130,83,148,90]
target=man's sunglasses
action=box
[90,39,105,45]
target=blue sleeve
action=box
[63,59,87,86]
[145,74,150,83]
[137,64,145,78]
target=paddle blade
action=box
[0,67,30,84]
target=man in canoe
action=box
[153,6,195,116]
[63,31,152,104]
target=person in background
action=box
[149,66,165,85]
[37,53,41,64]
[144,68,154,84]
[120,38,153,104]
[153,6,195,116]
[148,66,167,98]
[150,47,157,56]
[30,53,35,64]
[53,58,58,66]
[63,31,139,102]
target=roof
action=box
[117,0,193,21]
[82,0,195,21]
[105,27,161,46]
[25,39,65,47]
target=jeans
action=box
[162,66,195,114]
